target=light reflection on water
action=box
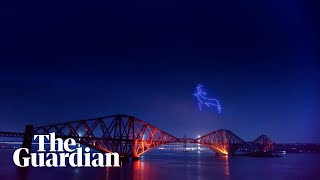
[0,149,319,180]
[221,155,230,177]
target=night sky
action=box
[1,0,319,143]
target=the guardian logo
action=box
[13,133,120,167]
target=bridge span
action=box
[0,114,274,158]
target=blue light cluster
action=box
[193,84,222,113]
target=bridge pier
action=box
[19,125,33,166]
[227,146,234,156]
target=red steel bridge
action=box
[0,114,274,158]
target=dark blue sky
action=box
[1,0,319,143]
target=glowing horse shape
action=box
[193,84,222,113]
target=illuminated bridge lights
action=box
[214,147,229,155]
[0,115,274,158]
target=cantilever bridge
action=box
[0,114,274,158]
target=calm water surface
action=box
[0,149,319,180]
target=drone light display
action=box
[193,84,222,113]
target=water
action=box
[0,149,320,180]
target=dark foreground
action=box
[0,149,320,180]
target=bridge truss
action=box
[33,115,178,158]
[252,135,274,152]
[197,129,245,155]
[0,115,275,158]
